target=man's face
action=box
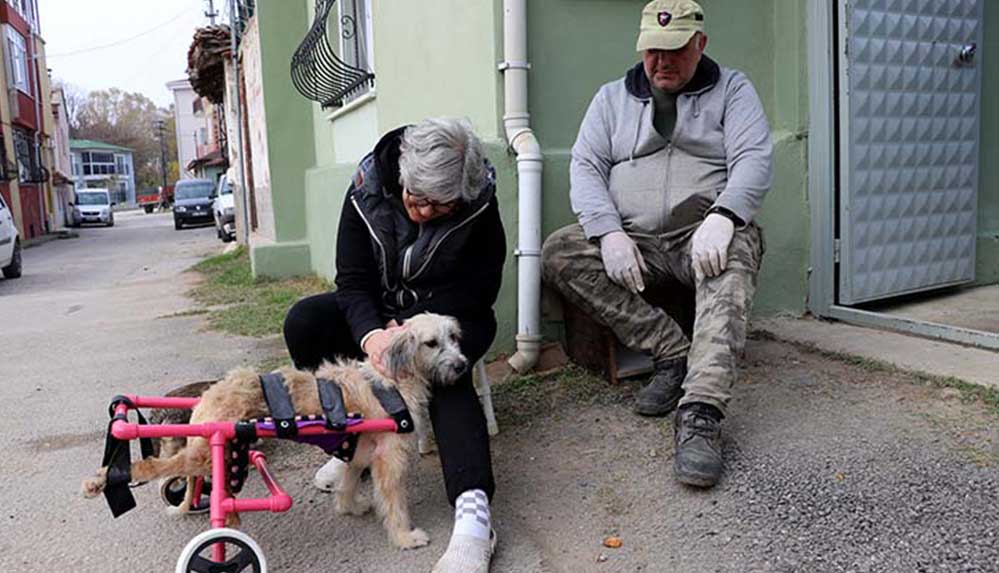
[643,32,708,93]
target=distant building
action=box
[69,139,136,206]
[166,78,200,180]
[49,85,73,228]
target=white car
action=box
[70,188,115,227]
[0,192,22,279]
[212,174,236,242]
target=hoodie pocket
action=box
[607,148,670,233]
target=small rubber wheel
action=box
[175,528,266,573]
[159,476,211,514]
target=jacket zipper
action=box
[663,139,674,231]
[408,200,491,281]
[402,224,423,280]
[350,195,391,290]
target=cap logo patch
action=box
[657,11,672,27]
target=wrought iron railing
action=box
[290,0,375,109]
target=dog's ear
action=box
[383,327,417,380]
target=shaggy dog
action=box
[81,313,467,550]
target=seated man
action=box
[541,0,772,488]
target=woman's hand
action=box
[363,320,404,377]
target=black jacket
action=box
[335,127,507,345]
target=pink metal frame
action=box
[110,394,399,564]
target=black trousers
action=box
[283,292,496,505]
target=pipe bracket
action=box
[498,60,532,71]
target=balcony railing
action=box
[290,0,374,109]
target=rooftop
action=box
[69,139,133,153]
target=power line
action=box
[48,1,199,58]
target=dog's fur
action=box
[81,313,467,549]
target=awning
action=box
[187,148,228,171]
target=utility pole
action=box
[155,119,168,191]
[205,0,218,25]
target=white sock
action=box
[452,489,491,540]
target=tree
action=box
[72,88,178,190]
[55,81,86,132]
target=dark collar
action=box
[373,125,409,199]
[624,55,720,100]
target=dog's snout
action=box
[452,357,468,377]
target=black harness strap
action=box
[259,373,297,438]
[100,395,155,518]
[316,377,348,431]
[371,380,415,434]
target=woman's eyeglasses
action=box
[405,189,460,213]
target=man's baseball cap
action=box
[636,0,705,52]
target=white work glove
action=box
[600,231,648,293]
[690,213,736,280]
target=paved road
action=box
[0,212,277,572]
[2,210,997,572]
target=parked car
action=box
[173,179,216,230]
[69,188,115,227]
[0,192,21,279]
[213,174,236,242]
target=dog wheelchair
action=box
[96,373,415,573]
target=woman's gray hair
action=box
[398,117,486,204]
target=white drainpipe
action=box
[501,0,543,373]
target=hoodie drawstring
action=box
[630,100,648,162]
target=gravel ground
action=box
[487,340,999,572]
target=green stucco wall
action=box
[374,1,502,140]
[253,0,315,276]
[528,0,810,315]
[977,1,999,284]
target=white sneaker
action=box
[313,456,346,492]
[432,529,496,573]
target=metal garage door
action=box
[837,0,983,304]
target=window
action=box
[115,155,126,176]
[291,0,375,109]
[7,0,34,26]
[13,128,41,183]
[338,0,374,102]
[79,150,117,176]
[5,26,29,95]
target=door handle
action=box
[959,43,977,64]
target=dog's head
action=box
[384,313,467,386]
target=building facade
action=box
[48,85,73,228]
[167,78,203,181]
[0,0,54,240]
[69,139,136,206]
[230,0,999,357]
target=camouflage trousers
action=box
[541,223,765,416]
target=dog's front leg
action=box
[371,437,429,549]
[335,437,373,516]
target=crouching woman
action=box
[283,117,504,572]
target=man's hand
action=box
[362,320,405,377]
[691,213,736,280]
[600,231,648,293]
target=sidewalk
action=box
[753,315,999,390]
[23,228,77,248]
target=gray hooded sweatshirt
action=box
[570,57,773,239]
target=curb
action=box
[23,230,78,249]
